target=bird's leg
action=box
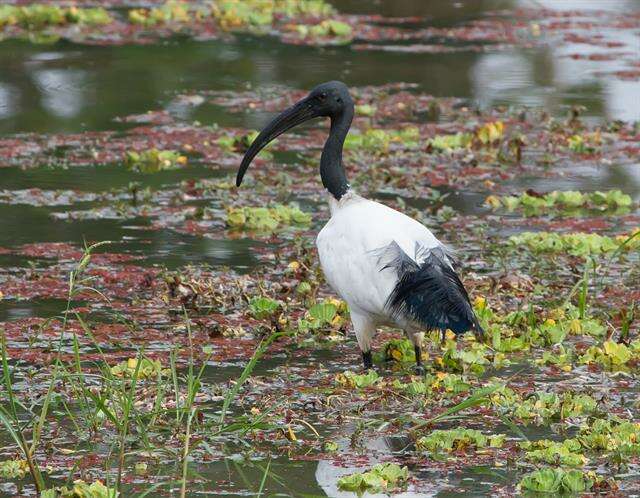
[408,331,426,375]
[414,345,425,375]
[362,350,373,370]
[352,312,376,371]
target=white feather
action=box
[316,191,445,351]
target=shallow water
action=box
[0,0,639,496]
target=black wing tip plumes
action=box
[383,243,483,338]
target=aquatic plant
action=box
[128,1,192,26]
[344,127,420,153]
[248,296,281,319]
[124,149,187,173]
[509,228,640,257]
[0,5,112,29]
[380,338,418,362]
[518,468,595,494]
[127,0,332,34]
[490,388,598,422]
[297,298,347,332]
[337,463,408,494]
[416,428,504,456]
[295,19,352,42]
[217,130,273,157]
[579,340,631,367]
[520,439,587,466]
[226,204,311,231]
[436,340,491,375]
[425,121,503,152]
[110,357,169,379]
[211,0,335,30]
[578,418,640,455]
[536,344,576,370]
[334,369,380,388]
[485,189,633,215]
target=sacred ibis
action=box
[237,81,484,372]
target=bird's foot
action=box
[413,364,426,376]
[362,350,373,371]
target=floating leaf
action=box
[485,189,633,216]
[110,358,168,379]
[520,439,588,466]
[226,204,311,231]
[519,468,593,494]
[579,340,633,370]
[337,463,408,494]
[248,296,281,319]
[509,229,640,257]
[334,369,379,389]
[416,428,504,456]
[124,149,186,174]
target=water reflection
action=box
[0,82,16,120]
[315,429,437,497]
[32,68,88,118]
[472,51,545,109]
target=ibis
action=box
[237,81,484,372]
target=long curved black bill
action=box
[236,97,317,187]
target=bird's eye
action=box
[336,97,342,103]
[319,92,327,100]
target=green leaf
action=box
[519,467,562,493]
[337,463,408,494]
[416,428,502,455]
[335,369,379,389]
[124,148,185,173]
[308,302,337,324]
[110,357,168,379]
[226,204,311,232]
[249,297,281,319]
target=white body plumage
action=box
[316,190,445,353]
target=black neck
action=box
[320,106,353,200]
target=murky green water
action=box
[1,1,639,496]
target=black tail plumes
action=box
[382,243,484,337]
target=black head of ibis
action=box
[236,81,354,200]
